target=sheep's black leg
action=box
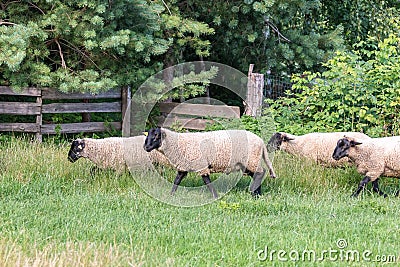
[202,175,218,198]
[171,171,187,195]
[351,176,371,197]
[249,169,266,197]
[90,166,101,176]
[372,179,388,198]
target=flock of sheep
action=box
[67,127,400,199]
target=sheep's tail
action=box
[262,144,277,178]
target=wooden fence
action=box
[0,87,129,141]
[0,64,264,139]
[158,102,240,130]
[157,64,263,131]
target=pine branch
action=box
[55,39,67,69]
[161,0,172,15]
[266,20,291,43]
[0,20,17,26]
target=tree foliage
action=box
[0,0,213,93]
[268,34,400,137]
[180,0,345,75]
[321,0,400,46]
[1,0,399,96]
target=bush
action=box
[267,34,400,137]
[205,114,276,144]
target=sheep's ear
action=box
[350,140,362,147]
[160,129,166,139]
[143,131,148,137]
[282,135,295,142]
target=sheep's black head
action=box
[68,139,85,162]
[267,132,294,152]
[144,127,163,152]
[332,137,362,160]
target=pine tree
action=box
[179,0,345,75]
[0,0,213,95]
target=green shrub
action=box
[205,114,276,143]
[268,34,400,137]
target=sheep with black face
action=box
[68,136,170,173]
[268,131,371,167]
[332,136,400,197]
[143,127,276,198]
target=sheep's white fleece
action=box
[80,136,170,173]
[157,128,276,177]
[342,136,400,181]
[278,132,371,167]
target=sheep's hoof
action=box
[251,187,262,198]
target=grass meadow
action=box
[1,136,400,266]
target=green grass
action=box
[1,137,400,266]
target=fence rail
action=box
[158,102,240,130]
[0,87,129,141]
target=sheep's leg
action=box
[372,179,388,198]
[351,176,371,197]
[202,175,218,198]
[90,166,101,176]
[171,171,187,195]
[249,169,266,196]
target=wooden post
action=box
[36,90,43,142]
[81,99,91,122]
[244,64,264,117]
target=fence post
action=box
[244,64,264,117]
[81,99,91,122]
[36,90,43,142]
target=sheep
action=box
[67,136,171,173]
[267,131,371,167]
[143,127,276,198]
[332,135,400,197]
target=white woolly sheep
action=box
[143,127,276,198]
[67,136,170,173]
[268,131,371,167]
[332,135,400,197]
